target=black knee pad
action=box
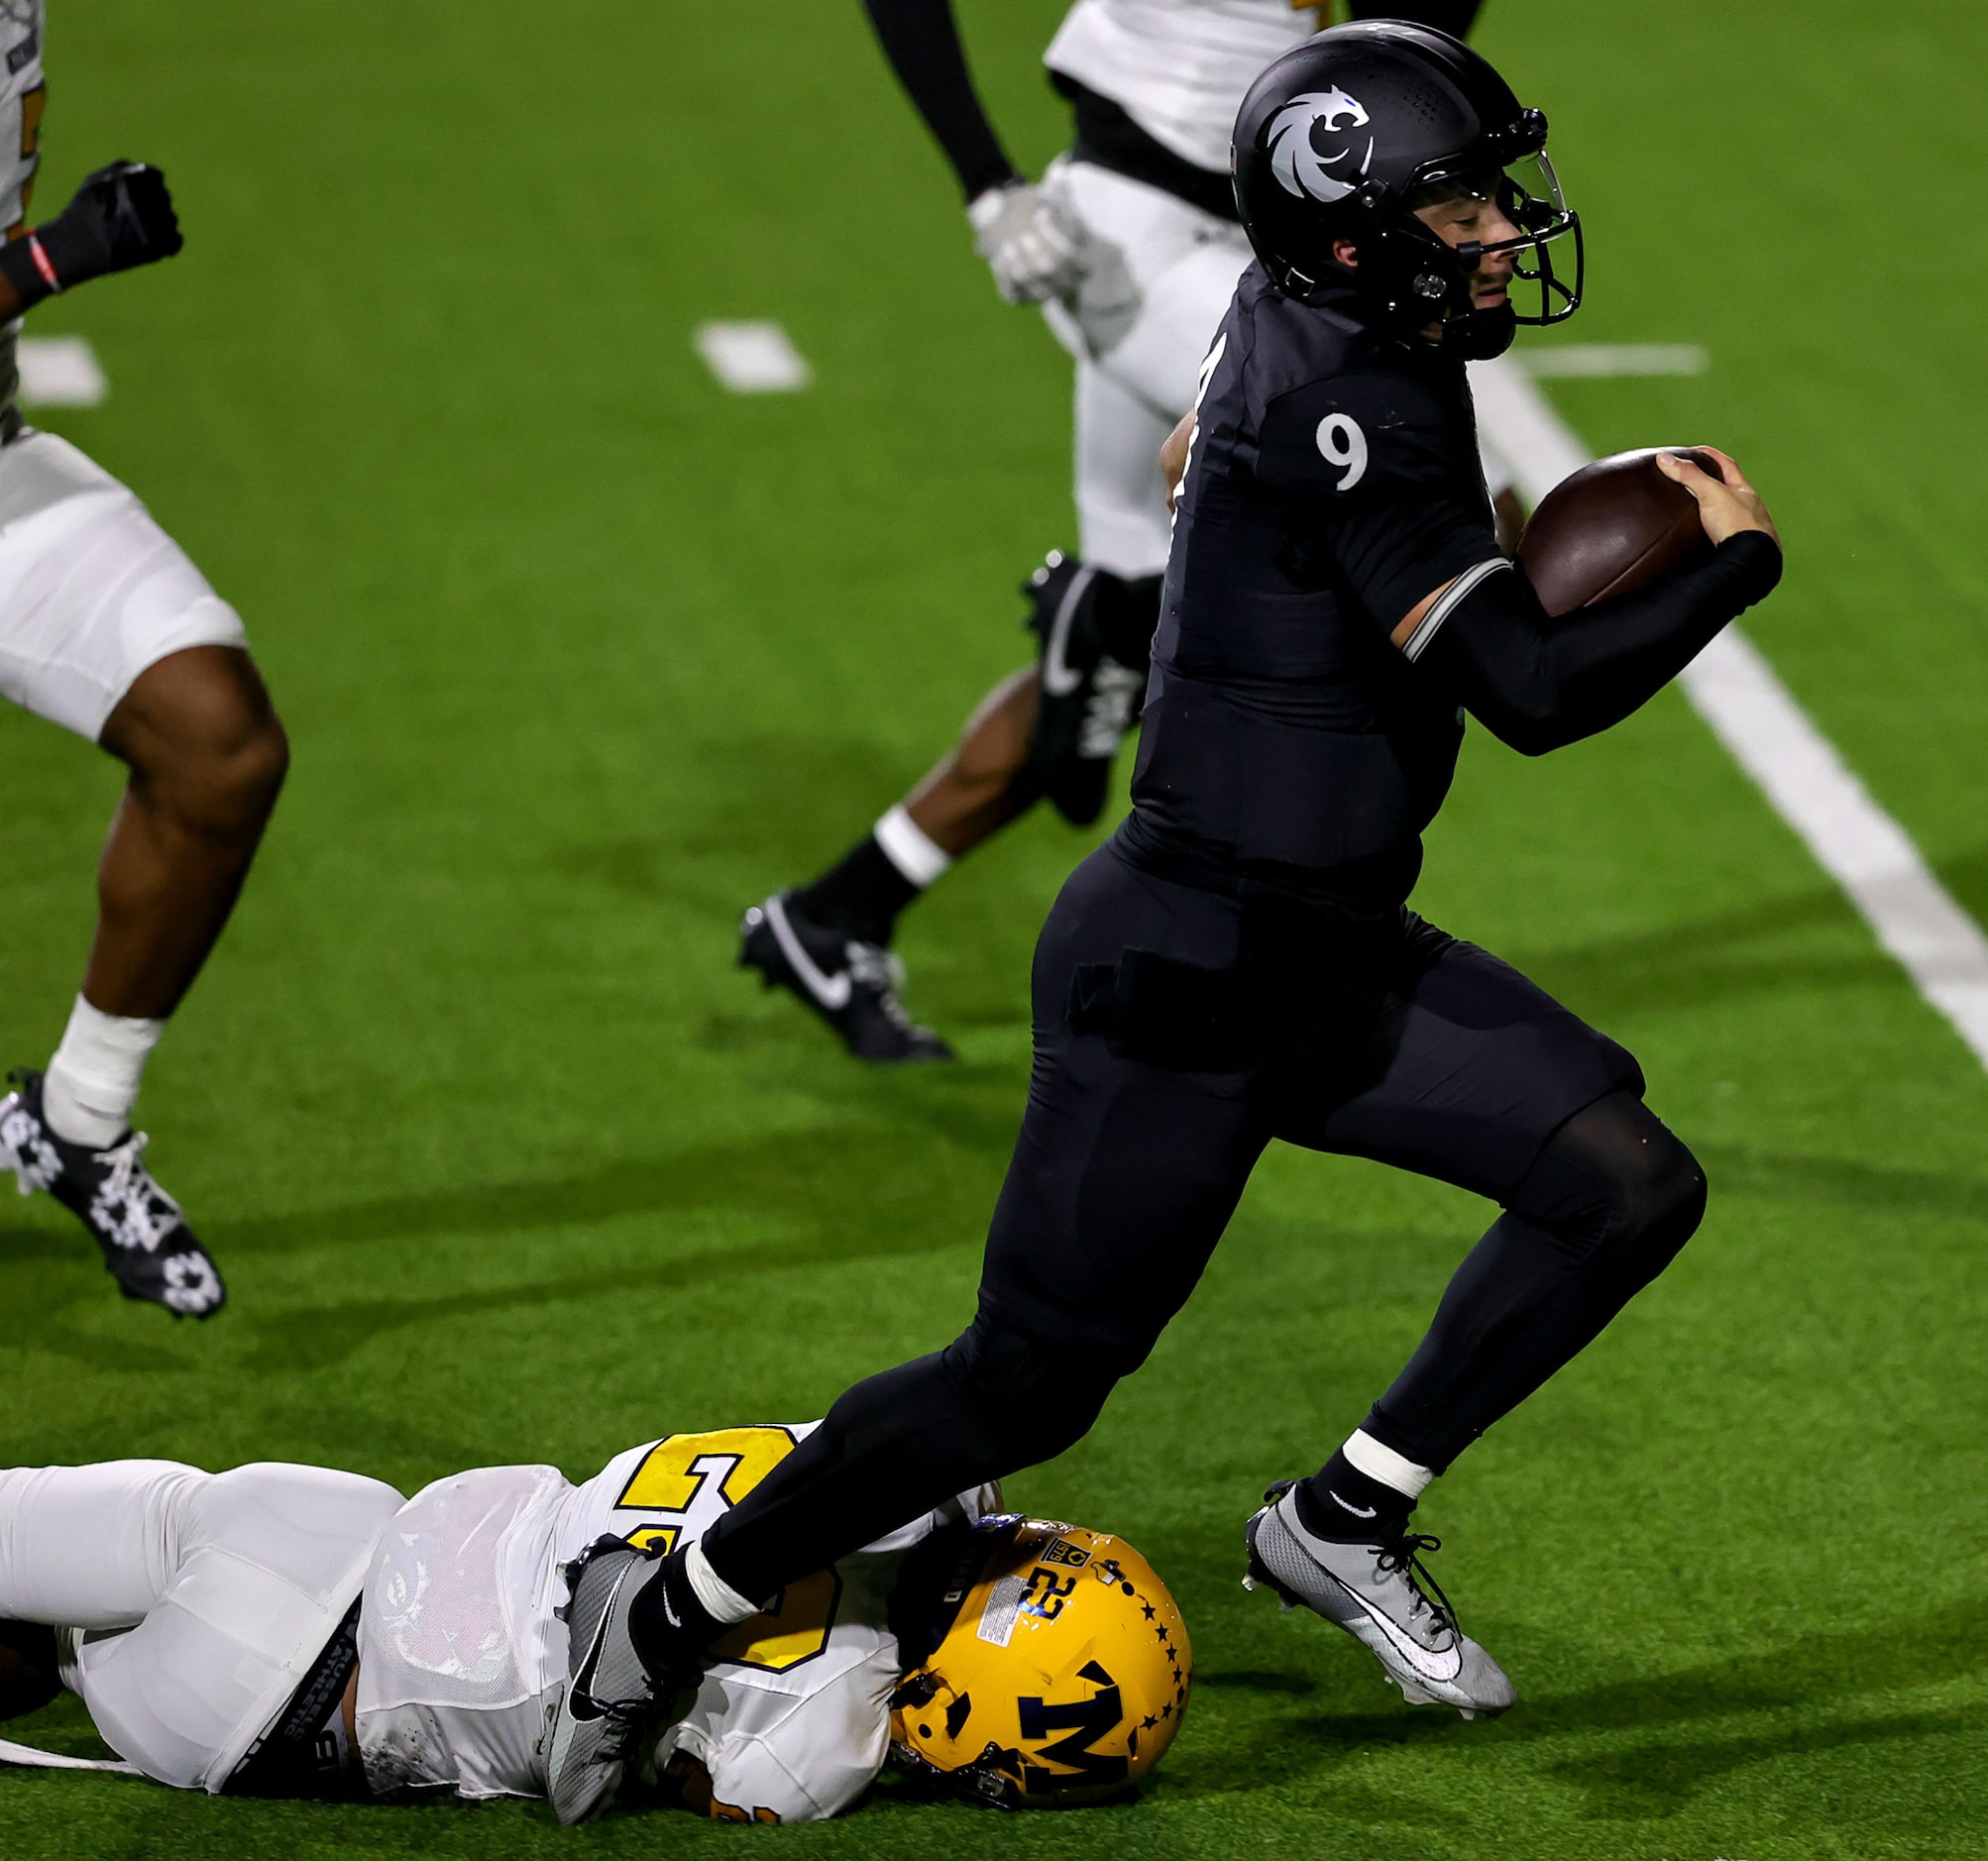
[939,1313,1120,1469]
[1512,1090,1708,1274]
[1021,552,1160,826]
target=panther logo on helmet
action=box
[889,1517,1190,1809]
[1265,87,1374,204]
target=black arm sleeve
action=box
[862,0,1019,201]
[1412,531,1784,755]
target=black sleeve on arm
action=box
[862,0,1020,201]
[1411,531,1785,755]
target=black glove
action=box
[0,160,182,311]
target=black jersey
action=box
[1123,263,1506,915]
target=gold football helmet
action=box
[889,1516,1191,1808]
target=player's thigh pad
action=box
[978,846,1271,1363]
[0,431,246,742]
[1281,915,1645,1201]
[71,1463,402,1792]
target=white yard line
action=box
[692,320,812,393]
[1471,355,1988,1072]
[1514,342,1709,380]
[16,334,107,407]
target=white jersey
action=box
[0,2,44,434]
[1046,0,1317,172]
[353,1424,994,1823]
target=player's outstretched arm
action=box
[862,0,1080,305]
[1399,453,1783,754]
[0,161,182,319]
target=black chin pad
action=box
[1444,301,1517,359]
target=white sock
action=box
[873,805,951,889]
[1344,1428,1436,1501]
[685,1540,762,1626]
[42,996,165,1150]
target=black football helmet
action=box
[1232,21,1582,355]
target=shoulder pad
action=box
[1257,361,1460,499]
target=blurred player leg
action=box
[742,163,1245,1063]
[0,432,282,1316]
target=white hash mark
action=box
[18,335,108,407]
[692,321,812,394]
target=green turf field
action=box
[4,1,1986,1855]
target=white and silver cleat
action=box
[1244,1479,1514,1718]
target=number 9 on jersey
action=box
[1315,412,1368,491]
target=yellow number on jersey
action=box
[610,1426,839,1671]
[612,1425,800,1554]
[714,1567,843,1676]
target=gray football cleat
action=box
[1244,1480,1515,1718]
[545,1536,675,1824]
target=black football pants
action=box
[702,844,1701,1606]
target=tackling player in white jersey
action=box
[0,1427,1189,1823]
[740,0,1506,1061]
[0,3,289,1318]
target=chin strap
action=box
[1440,301,1518,359]
[0,1736,141,1775]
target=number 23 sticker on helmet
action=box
[889,1517,1192,1808]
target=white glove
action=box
[967,180,1084,305]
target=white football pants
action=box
[0,1461,403,1791]
[1039,159,1518,581]
[0,428,247,741]
[1041,159,1251,579]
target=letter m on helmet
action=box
[1017,1661,1130,1794]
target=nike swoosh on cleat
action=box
[1328,1571,1465,1687]
[566,1624,613,1722]
[1329,1491,1378,1518]
[1040,565,1098,698]
[762,895,852,1010]
[564,1563,631,1724]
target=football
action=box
[1516,447,1721,618]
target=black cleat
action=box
[738,892,953,1063]
[0,1069,226,1319]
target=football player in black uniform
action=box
[737,0,1490,1062]
[558,22,1782,1773]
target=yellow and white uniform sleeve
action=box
[655,1618,901,1823]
